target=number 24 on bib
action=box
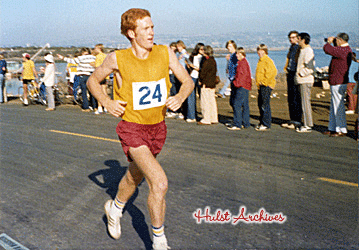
[132,78,168,110]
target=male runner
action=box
[87,8,194,250]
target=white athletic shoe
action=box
[227,125,241,130]
[23,98,29,106]
[165,112,176,118]
[255,125,270,131]
[176,114,184,119]
[104,200,122,240]
[152,235,170,250]
[296,126,312,133]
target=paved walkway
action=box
[0,90,358,249]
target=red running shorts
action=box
[116,120,167,162]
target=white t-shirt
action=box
[190,54,203,79]
[42,63,55,87]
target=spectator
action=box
[185,42,204,122]
[66,52,79,104]
[345,52,358,115]
[198,45,219,125]
[295,32,315,133]
[217,40,238,98]
[166,42,178,118]
[282,31,302,129]
[42,53,56,111]
[255,44,277,131]
[58,48,96,112]
[175,40,190,119]
[21,53,38,106]
[92,43,109,114]
[323,33,352,137]
[0,54,6,103]
[227,47,252,130]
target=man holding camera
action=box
[323,33,352,137]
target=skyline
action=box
[1,0,358,47]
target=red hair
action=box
[121,8,151,40]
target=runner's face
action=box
[133,16,154,50]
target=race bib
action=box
[132,78,167,110]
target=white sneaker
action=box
[153,235,170,250]
[176,114,184,119]
[186,119,196,123]
[296,126,312,133]
[255,125,270,131]
[227,125,241,130]
[23,98,29,106]
[165,112,176,118]
[287,124,296,129]
[104,200,122,240]
[345,110,355,115]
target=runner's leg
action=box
[116,161,144,202]
[128,145,168,227]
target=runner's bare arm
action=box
[87,52,127,117]
[166,46,194,111]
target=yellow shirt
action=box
[22,60,36,80]
[67,62,78,72]
[114,45,171,125]
[95,52,107,67]
[255,54,277,89]
[95,52,109,80]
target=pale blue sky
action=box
[1,0,358,46]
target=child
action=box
[227,47,252,130]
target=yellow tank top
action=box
[22,60,35,80]
[114,45,171,125]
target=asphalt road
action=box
[0,98,358,250]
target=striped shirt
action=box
[64,55,95,75]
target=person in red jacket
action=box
[323,33,352,137]
[227,47,252,130]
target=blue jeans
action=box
[79,75,97,110]
[219,78,231,96]
[0,74,5,103]
[73,75,80,100]
[184,77,197,120]
[286,71,302,123]
[40,83,46,102]
[232,87,250,128]
[258,86,272,128]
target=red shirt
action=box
[233,58,252,90]
[323,43,352,85]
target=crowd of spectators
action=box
[1,33,358,139]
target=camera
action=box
[324,38,337,46]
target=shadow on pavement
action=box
[88,159,152,250]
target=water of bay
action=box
[5,49,335,96]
